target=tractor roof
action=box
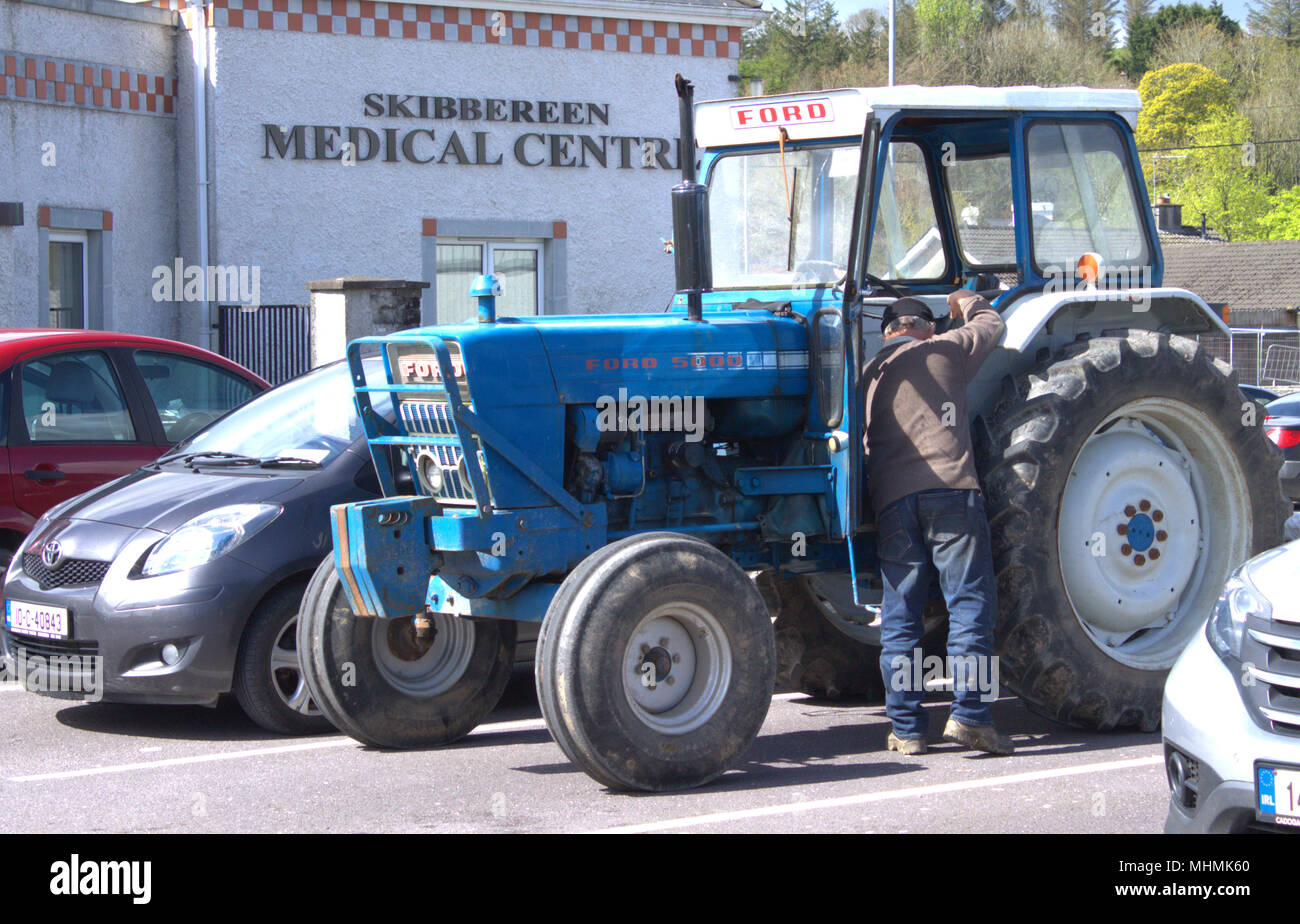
[695,85,1142,149]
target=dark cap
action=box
[881,296,934,333]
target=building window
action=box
[47,230,89,329]
[435,240,543,324]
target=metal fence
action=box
[1195,327,1300,388]
[217,304,312,386]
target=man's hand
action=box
[947,289,980,324]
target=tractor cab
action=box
[683,85,1160,333]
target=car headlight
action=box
[1207,571,1271,660]
[141,504,281,577]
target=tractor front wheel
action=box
[297,556,516,748]
[536,532,776,791]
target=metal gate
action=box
[1196,327,1300,388]
[217,304,312,386]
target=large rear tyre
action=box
[297,556,516,748]
[536,532,776,792]
[981,330,1287,731]
[767,572,946,700]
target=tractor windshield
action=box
[707,144,859,290]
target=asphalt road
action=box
[0,670,1168,833]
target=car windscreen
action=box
[163,358,393,467]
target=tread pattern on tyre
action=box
[978,330,1288,732]
[297,556,516,749]
[537,532,777,792]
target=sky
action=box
[814,0,1257,29]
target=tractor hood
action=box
[372,308,812,512]
[422,308,811,405]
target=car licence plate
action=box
[4,599,70,640]
[1256,763,1300,827]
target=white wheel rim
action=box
[801,574,945,646]
[621,602,731,735]
[371,614,475,697]
[271,616,320,717]
[1057,398,1252,670]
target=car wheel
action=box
[233,582,332,735]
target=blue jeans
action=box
[876,488,998,739]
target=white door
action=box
[48,230,89,329]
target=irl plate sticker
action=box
[1259,766,1277,814]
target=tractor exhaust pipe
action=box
[672,74,711,323]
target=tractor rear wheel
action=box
[980,330,1287,731]
[536,532,776,791]
[297,556,516,748]
[768,572,946,700]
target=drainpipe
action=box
[188,1,213,350]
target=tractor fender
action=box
[998,285,1229,355]
[968,286,1229,416]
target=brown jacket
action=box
[862,294,1005,516]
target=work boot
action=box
[943,717,1014,755]
[887,732,928,755]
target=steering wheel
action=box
[792,259,843,283]
[863,273,906,300]
[170,412,215,442]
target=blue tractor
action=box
[298,79,1286,791]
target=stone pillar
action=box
[306,276,429,368]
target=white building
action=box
[0,0,763,375]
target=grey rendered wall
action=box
[204,23,738,317]
[0,0,180,337]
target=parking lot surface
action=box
[0,671,1167,834]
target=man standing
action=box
[863,289,1013,756]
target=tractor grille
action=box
[21,553,111,591]
[1240,618,1300,739]
[399,399,476,505]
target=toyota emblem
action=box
[40,539,64,569]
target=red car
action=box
[0,330,268,568]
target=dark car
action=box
[0,359,385,734]
[0,329,268,570]
[1241,384,1279,405]
[1265,391,1300,503]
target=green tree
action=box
[1172,111,1273,240]
[1121,3,1241,76]
[844,8,887,63]
[1049,0,1121,48]
[1136,62,1236,151]
[914,0,985,55]
[1247,0,1300,42]
[740,0,848,94]
[1152,1,1241,35]
[1261,185,1300,239]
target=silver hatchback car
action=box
[1163,539,1300,833]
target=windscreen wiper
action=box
[170,451,261,468]
[258,456,323,469]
